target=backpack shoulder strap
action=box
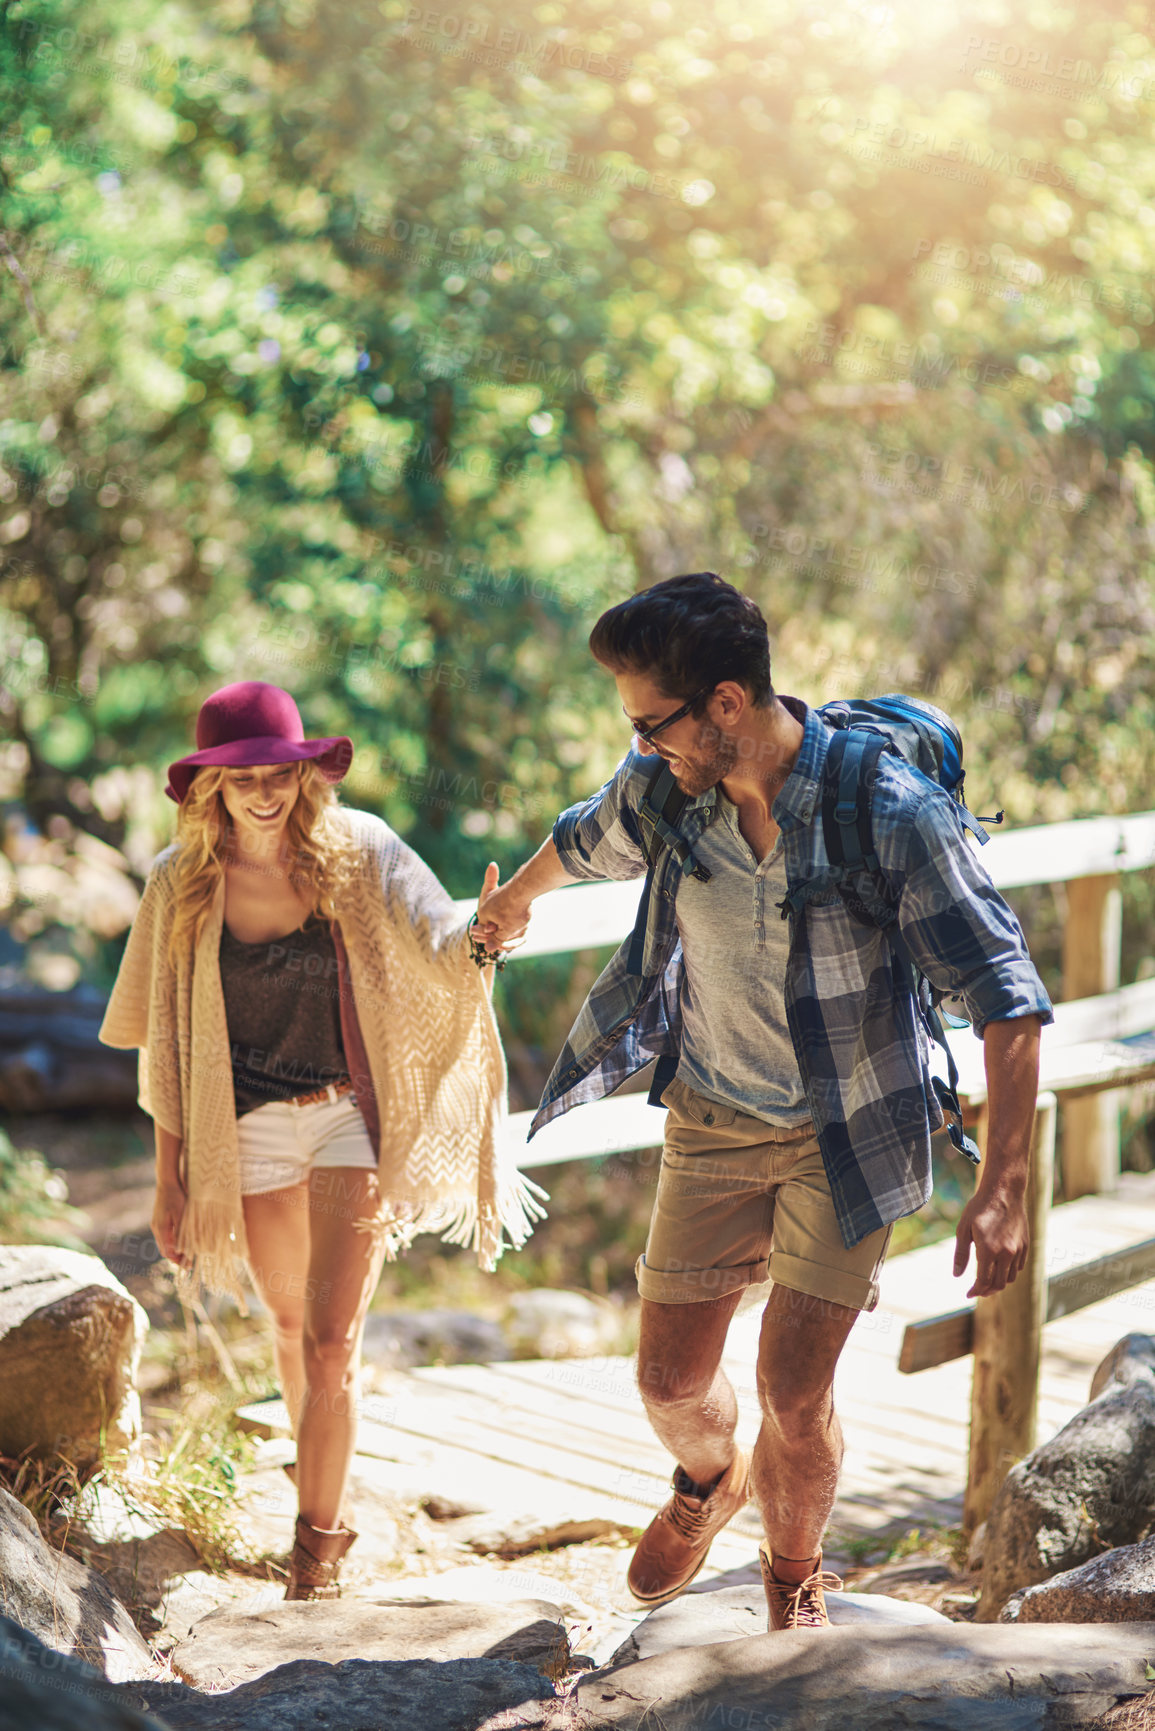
[821,727,889,873]
[627,758,711,977]
[636,759,711,883]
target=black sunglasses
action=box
[633,687,714,745]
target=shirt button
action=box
[703,1112,715,1125]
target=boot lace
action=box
[665,1490,715,1542]
[767,1567,843,1628]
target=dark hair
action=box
[588,573,773,709]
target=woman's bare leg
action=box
[242,1183,310,1432]
[294,1167,389,1531]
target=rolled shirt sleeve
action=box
[894,785,1054,1036]
[552,752,650,884]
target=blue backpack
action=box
[635,694,1001,1164]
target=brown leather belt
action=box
[288,1078,356,1109]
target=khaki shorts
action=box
[636,1077,892,1312]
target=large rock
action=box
[0,1487,154,1682]
[361,1309,510,1368]
[977,1333,1155,1620]
[1001,1535,1155,1623]
[126,1657,556,1731]
[0,1246,147,1470]
[1090,1333,1155,1401]
[171,1596,569,1690]
[0,1613,169,1731]
[57,1482,202,1628]
[568,1623,1155,1730]
[504,1291,621,1359]
[604,1583,948,1667]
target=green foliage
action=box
[2,0,1155,1012]
[0,1126,88,1249]
[833,1520,959,1570]
[98,1419,254,1575]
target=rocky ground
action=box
[3,1110,985,1663]
[7,1119,1155,1726]
[50,1401,985,1682]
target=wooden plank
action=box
[414,1347,968,1491]
[934,1027,1155,1113]
[455,878,644,959]
[901,1304,979,1372]
[1062,875,1123,1198]
[900,1234,1155,1373]
[233,1186,1155,1563]
[1043,1035,1155,1100]
[940,978,1155,1104]
[512,1092,665,1168]
[508,1024,1155,1168]
[1045,1235,1155,1322]
[454,811,1155,957]
[964,1096,1056,1532]
[1039,978,1155,1048]
[514,1308,984,1464]
[977,810,1155,891]
[899,1310,975,1374]
[402,1362,676,1456]
[386,1384,678,1484]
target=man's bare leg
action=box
[636,1292,744,1484]
[628,1290,751,1604]
[753,1284,860,1584]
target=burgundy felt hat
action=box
[165,682,354,804]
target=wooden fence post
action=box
[1061,873,1122,1198]
[963,1092,1057,1535]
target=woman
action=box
[100,681,543,1598]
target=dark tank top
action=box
[219,917,350,1117]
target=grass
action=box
[831,1521,968,1570]
[0,1273,280,1582]
[0,1399,260,1578]
[0,1126,90,1250]
[0,1451,86,1528]
[113,1408,256,1574]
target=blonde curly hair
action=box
[167,760,357,965]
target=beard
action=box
[661,724,739,797]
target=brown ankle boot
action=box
[759,1547,842,1631]
[285,1515,358,1600]
[627,1450,751,1607]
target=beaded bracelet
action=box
[467,912,507,971]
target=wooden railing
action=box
[458,807,1155,1177]
[457,805,1155,1526]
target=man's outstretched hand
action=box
[476,861,534,953]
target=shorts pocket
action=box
[678,1087,739,1130]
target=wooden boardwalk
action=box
[243,1171,1155,1584]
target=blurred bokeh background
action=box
[3,0,1155,1297]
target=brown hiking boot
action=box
[627,1450,750,1607]
[759,1547,843,1631]
[285,1515,358,1600]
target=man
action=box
[476,573,1051,1632]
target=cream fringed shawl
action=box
[99,806,546,1298]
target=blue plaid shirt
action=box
[528,697,1053,1248]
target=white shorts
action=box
[236,1090,377,1197]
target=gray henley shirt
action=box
[674,793,810,1127]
